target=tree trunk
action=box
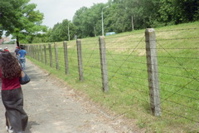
[16,35,19,46]
[28,36,33,44]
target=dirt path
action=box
[0,44,142,133]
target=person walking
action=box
[4,47,9,52]
[14,46,20,61]
[0,51,28,133]
[18,45,27,70]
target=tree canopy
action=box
[70,0,199,39]
[0,0,47,45]
[1,0,198,43]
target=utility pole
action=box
[131,16,134,31]
[94,26,96,37]
[101,6,108,36]
[68,22,70,41]
[101,10,104,36]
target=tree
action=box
[48,19,77,42]
[0,0,47,45]
[37,0,199,42]
[106,0,132,32]
[73,7,90,38]
[157,0,175,26]
[73,3,107,38]
[173,0,199,24]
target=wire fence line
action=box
[155,28,199,126]
[26,27,199,130]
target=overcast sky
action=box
[30,0,108,28]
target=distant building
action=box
[0,38,4,45]
[3,37,11,43]
[0,37,11,44]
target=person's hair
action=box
[0,51,21,79]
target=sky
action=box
[30,0,108,28]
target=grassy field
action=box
[28,21,199,132]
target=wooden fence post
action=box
[34,45,37,59]
[29,45,32,58]
[145,28,161,116]
[63,41,69,74]
[37,45,40,61]
[44,45,47,65]
[32,45,35,59]
[54,43,59,70]
[33,45,36,59]
[99,36,109,92]
[27,45,31,57]
[40,45,43,63]
[49,44,53,67]
[35,45,38,60]
[76,39,83,81]
[34,45,36,60]
[30,45,32,58]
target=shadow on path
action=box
[26,121,39,133]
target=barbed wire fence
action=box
[26,27,199,131]
[155,28,199,130]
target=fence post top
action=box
[145,28,155,33]
[99,36,105,39]
[76,39,81,42]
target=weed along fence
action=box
[27,27,199,131]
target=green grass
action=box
[28,21,199,132]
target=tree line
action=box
[0,0,198,44]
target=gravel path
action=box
[0,44,142,133]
